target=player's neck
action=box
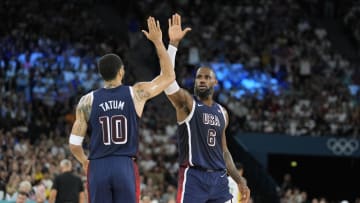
[198,96,214,106]
[104,80,122,89]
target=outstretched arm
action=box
[164,13,194,122]
[132,16,175,116]
[221,108,251,203]
[69,93,92,173]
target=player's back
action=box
[88,85,139,160]
[177,97,227,170]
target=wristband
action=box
[69,134,84,146]
[164,81,180,95]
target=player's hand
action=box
[168,13,191,47]
[82,160,89,175]
[142,16,162,44]
[238,182,251,203]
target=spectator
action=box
[6,180,32,202]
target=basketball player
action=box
[165,13,250,203]
[68,16,175,203]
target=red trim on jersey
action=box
[176,167,186,203]
[87,163,90,203]
[133,161,140,203]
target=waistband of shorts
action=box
[188,165,225,173]
[89,155,137,161]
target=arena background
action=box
[0,0,359,202]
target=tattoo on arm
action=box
[73,106,88,135]
[224,150,244,184]
[72,118,87,136]
[135,89,151,101]
[77,94,92,121]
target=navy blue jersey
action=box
[177,97,227,170]
[88,85,139,159]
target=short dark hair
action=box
[98,53,124,81]
[196,66,216,77]
[197,66,214,72]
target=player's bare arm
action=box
[69,93,92,172]
[167,89,193,121]
[165,13,193,122]
[131,16,175,116]
[221,108,251,203]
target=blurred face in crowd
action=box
[16,192,28,203]
[142,195,151,203]
[194,67,218,99]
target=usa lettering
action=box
[99,100,125,111]
[203,113,220,127]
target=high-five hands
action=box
[168,13,192,47]
[142,16,163,44]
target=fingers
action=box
[141,30,149,38]
[148,16,156,32]
[184,27,192,34]
[242,187,251,203]
[168,18,172,28]
[146,17,151,31]
[172,14,176,25]
[176,13,181,26]
[146,16,161,32]
[156,20,161,32]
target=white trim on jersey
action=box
[178,100,196,125]
[178,101,196,166]
[129,86,134,99]
[186,122,194,166]
[180,167,189,203]
[218,104,227,124]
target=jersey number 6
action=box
[207,129,216,147]
[99,115,127,145]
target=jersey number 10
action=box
[99,115,128,145]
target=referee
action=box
[49,159,85,203]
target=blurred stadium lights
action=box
[210,62,284,99]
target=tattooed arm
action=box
[221,107,251,203]
[131,16,175,117]
[69,92,93,173]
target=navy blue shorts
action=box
[87,156,140,203]
[177,166,233,203]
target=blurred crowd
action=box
[278,173,360,203]
[344,0,360,55]
[0,0,359,202]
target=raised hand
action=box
[168,13,192,47]
[142,16,163,44]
